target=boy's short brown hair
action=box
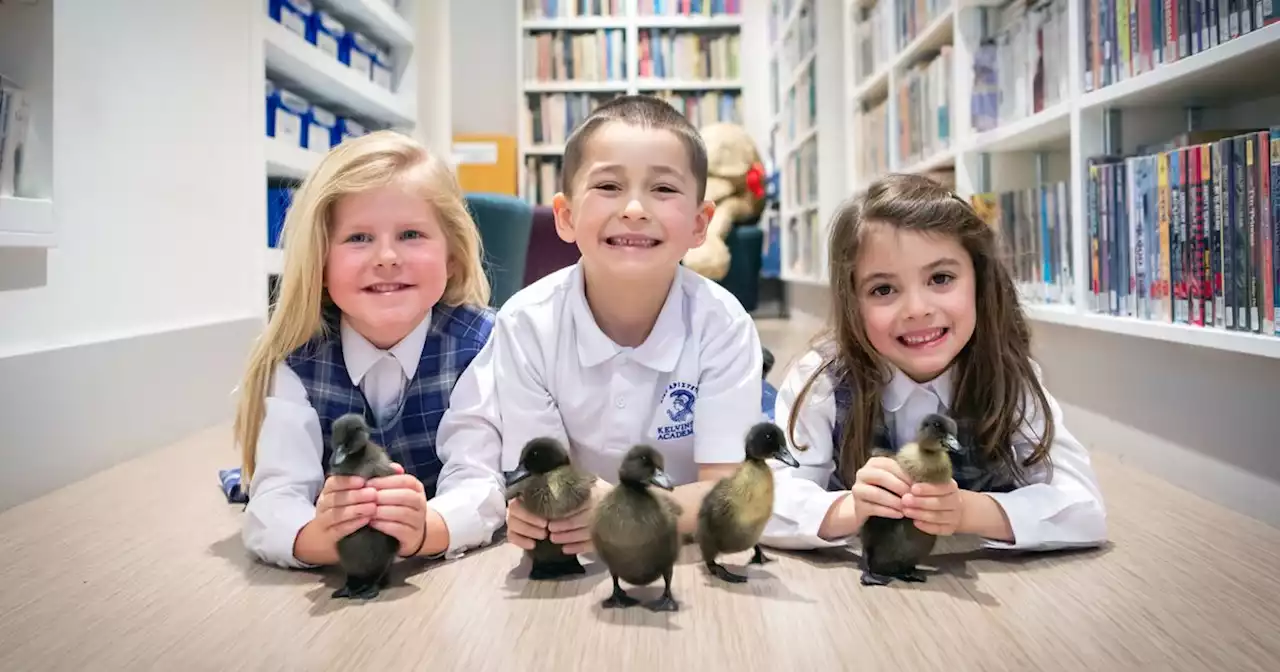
[559,94,708,201]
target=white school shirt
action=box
[433,262,764,556]
[242,312,434,569]
[761,348,1108,551]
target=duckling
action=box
[696,421,800,583]
[859,412,963,586]
[590,444,683,613]
[504,436,597,580]
[328,413,400,600]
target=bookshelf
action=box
[259,0,420,310]
[768,0,847,285]
[833,0,1280,359]
[517,0,747,205]
[0,1,55,249]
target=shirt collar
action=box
[340,310,432,386]
[881,364,954,413]
[572,263,685,372]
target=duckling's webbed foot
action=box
[859,570,893,586]
[601,574,640,609]
[528,555,587,580]
[332,576,381,600]
[750,545,773,565]
[895,567,927,582]
[645,570,679,612]
[707,560,748,583]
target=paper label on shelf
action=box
[308,125,331,153]
[275,110,302,147]
[318,33,340,59]
[349,51,373,79]
[372,64,392,90]
[282,9,307,37]
[452,142,499,165]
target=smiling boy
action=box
[429,95,764,560]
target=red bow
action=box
[745,162,765,200]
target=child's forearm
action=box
[958,490,1015,542]
[292,521,339,566]
[817,492,863,540]
[416,508,451,557]
[660,464,738,536]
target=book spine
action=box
[1158,151,1172,321]
[1213,140,1226,328]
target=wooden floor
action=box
[0,321,1277,670]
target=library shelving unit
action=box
[836,0,1280,360]
[259,0,419,307]
[517,0,746,205]
[0,1,54,249]
[768,0,847,285]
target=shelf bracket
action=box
[1184,106,1204,132]
[1034,151,1047,187]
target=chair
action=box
[464,193,534,309]
[716,221,765,312]
[522,204,580,286]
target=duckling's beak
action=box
[648,469,674,491]
[943,435,963,454]
[329,448,349,469]
[505,465,532,487]
[774,447,800,468]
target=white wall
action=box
[0,0,265,510]
[785,283,1280,528]
[450,0,518,136]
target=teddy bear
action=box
[683,122,767,281]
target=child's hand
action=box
[294,475,377,565]
[505,498,549,550]
[547,479,612,555]
[851,456,911,521]
[902,480,963,536]
[367,463,430,557]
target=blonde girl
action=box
[762,173,1106,556]
[233,130,495,569]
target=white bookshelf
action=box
[258,0,419,302]
[828,0,1280,359]
[768,0,846,284]
[516,0,747,205]
[0,1,54,250]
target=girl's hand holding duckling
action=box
[294,474,380,565]
[547,479,613,555]
[851,456,912,524]
[901,480,964,536]
[366,463,430,557]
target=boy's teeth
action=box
[608,236,658,247]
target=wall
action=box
[785,283,1280,529]
[450,0,518,136]
[0,0,265,510]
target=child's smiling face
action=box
[325,183,449,349]
[553,121,711,284]
[854,222,977,383]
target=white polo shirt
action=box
[433,262,763,556]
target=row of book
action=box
[897,0,953,46]
[896,46,952,170]
[856,100,891,186]
[1083,0,1280,93]
[524,156,563,206]
[523,0,740,20]
[523,92,616,147]
[0,76,31,198]
[973,182,1076,305]
[524,29,627,83]
[784,207,825,279]
[781,59,816,141]
[651,90,743,126]
[784,136,819,210]
[851,0,895,83]
[638,29,740,81]
[1085,129,1279,337]
[971,0,1070,133]
[779,0,816,75]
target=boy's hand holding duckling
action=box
[508,479,613,555]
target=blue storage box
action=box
[340,30,378,81]
[333,117,368,146]
[267,186,295,248]
[307,8,345,60]
[307,104,338,152]
[371,46,394,90]
[268,0,312,39]
[266,82,309,148]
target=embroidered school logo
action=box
[656,382,697,441]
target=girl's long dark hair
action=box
[786,173,1055,488]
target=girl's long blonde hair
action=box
[233,130,490,483]
[786,173,1054,488]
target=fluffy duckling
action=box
[859,413,962,586]
[328,413,400,600]
[505,436,597,580]
[590,444,683,612]
[696,421,799,583]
